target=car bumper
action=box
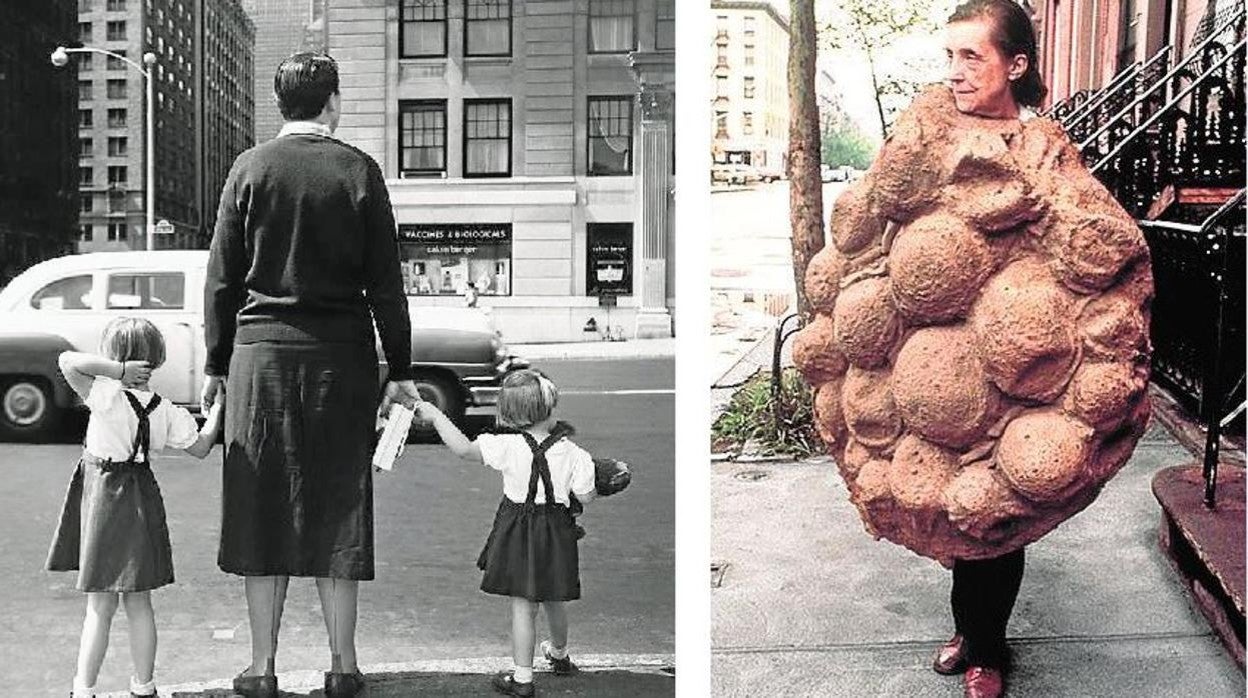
[464,355,531,406]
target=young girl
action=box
[46,317,225,698]
[415,369,597,697]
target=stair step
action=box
[1146,185,1241,220]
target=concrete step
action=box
[1152,463,1246,669]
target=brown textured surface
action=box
[791,85,1154,563]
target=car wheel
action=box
[409,371,466,437]
[0,376,62,442]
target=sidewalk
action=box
[101,656,674,697]
[512,337,675,361]
[711,421,1246,696]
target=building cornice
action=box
[709,0,791,34]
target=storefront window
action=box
[399,224,512,296]
[586,223,633,296]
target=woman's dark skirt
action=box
[477,498,581,602]
[219,340,377,580]
[46,453,174,592]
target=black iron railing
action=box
[1046,89,1093,121]
[1063,47,1172,144]
[1140,191,1246,505]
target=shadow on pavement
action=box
[171,669,675,697]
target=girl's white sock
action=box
[129,676,157,696]
[71,678,95,698]
[512,665,534,684]
[545,641,569,660]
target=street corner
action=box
[153,656,675,698]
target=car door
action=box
[100,269,199,406]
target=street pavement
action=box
[711,424,1246,696]
[1,358,673,696]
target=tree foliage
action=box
[822,120,876,169]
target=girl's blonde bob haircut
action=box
[496,369,558,429]
[100,317,167,369]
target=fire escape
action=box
[1049,2,1246,666]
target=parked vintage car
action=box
[0,251,527,440]
[711,163,760,186]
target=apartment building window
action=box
[399,100,447,176]
[108,223,127,241]
[465,0,511,56]
[464,99,511,177]
[107,0,127,10]
[400,0,447,58]
[108,137,128,157]
[715,75,727,97]
[108,108,127,127]
[588,0,635,53]
[109,192,127,213]
[588,96,632,176]
[79,137,94,159]
[743,76,756,99]
[107,21,127,41]
[79,22,92,43]
[107,166,127,186]
[107,79,128,99]
[717,44,727,67]
[80,224,94,242]
[744,44,755,66]
[715,112,728,138]
[80,109,94,128]
[81,196,94,214]
[108,51,128,70]
[79,0,93,11]
[655,0,675,51]
[81,167,94,186]
[79,80,93,101]
[743,112,754,136]
[78,53,94,72]
[744,15,756,37]
[398,224,512,296]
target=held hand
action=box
[379,379,423,419]
[120,361,152,387]
[414,401,442,423]
[202,375,226,413]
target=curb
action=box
[103,654,675,696]
[513,340,676,362]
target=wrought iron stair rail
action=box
[1138,190,1246,505]
[1079,7,1246,218]
[1055,60,1141,126]
[1047,89,1094,121]
[1064,46,1172,143]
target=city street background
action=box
[2,357,674,694]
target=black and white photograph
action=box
[0,1,675,695]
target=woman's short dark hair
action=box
[273,52,339,121]
[948,0,1048,108]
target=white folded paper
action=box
[372,403,414,471]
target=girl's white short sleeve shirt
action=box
[476,433,596,506]
[84,378,200,462]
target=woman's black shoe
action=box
[232,671,277,698]
[324,670,366,698]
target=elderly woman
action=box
[928,2,1048,697]
[203,53,420,698]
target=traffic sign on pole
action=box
[153,219,174,236]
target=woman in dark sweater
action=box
[203,53,421,698]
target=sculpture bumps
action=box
[793,85,1154,565]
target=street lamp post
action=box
[52,46,158,251]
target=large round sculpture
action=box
[793,86,1153,565]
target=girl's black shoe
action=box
[491,671,535,697]
[324,670,366,698]
[232,670,277,698]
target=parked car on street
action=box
[821,165,853,183]
[0,251,527,440]
[711,163,761,186]
[755,165,784,183]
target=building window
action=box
[743,112,754,135]
[81,195,94,213]
[79,137,93,158]
[655,0,675,51]
[465,0,511,56]
[399,100,447,176]
[717,43,727,67]
[107,79,127,99]
[79,22,92,42]
[588,97,633,175]
[464,99,511,178]
[744,76,756,99]
[107,0,127,10]
[109,192,127,213]
[107,165,127,186]
[398,224,513,296]
[79,224,93,242]
[744,15,756,37]
[79,0,93,10]
[106,20,127,41]
[108,108,126,127]
[78,53,94,72]
[400,0,447,58]
[108,137,128,156]
[79,109,94,128]
[586,223,633,296]
[744,44,755,66]
[80,167,94,186]
[79,80,93,101]
[589,0,635,53]
[107,223,127,241]
[107,51,128,70]
[716,75,728,97]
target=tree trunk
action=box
[864,44,889,139]
[788,0,824,322]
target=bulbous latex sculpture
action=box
[793,85,1153,565]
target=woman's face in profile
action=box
[944,17,1026,118]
